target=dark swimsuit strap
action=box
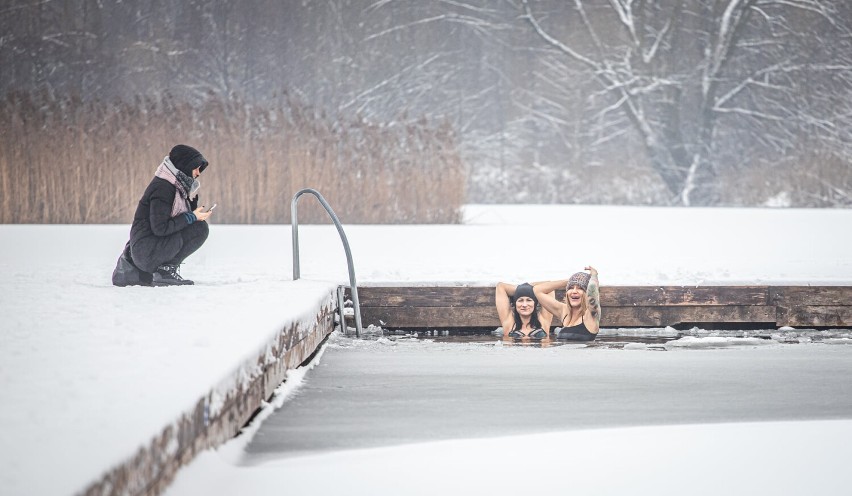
[562,313,584,327]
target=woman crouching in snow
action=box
[534,267,601,341]
[112,144,213,287]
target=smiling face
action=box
[565,285,586,308]
[514,296,536,317]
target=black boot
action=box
[112,243,152,287]
[152,264,194,286]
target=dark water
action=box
[242,331,852,463]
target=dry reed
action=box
[0,92,467,224]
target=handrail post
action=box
[291,188,363,337]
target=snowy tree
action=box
[4,0,851,206]
[515,0,852,205]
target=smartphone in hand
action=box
[206,203,217,213]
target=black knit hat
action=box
[513,283,538,305]
[169,144,209,176]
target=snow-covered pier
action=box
[81,297,337,496]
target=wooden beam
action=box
[349,286,852,329]
[352,286,773,307]
[770,286,852,306]
[596,305,775,327]
[777,305,852,327]
[355,287,494,308]
[601,286,769,306]
[359,304,777,328]
[360,306,498,328]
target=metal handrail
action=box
[291,188,363,337]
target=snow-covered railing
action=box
[291,188,363,336]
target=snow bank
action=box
[166,419,852,496]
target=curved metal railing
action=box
[291,188,363,337]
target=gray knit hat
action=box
[566,272,590,291]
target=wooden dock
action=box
[348,286,852,329]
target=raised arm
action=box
[533,280,567,320]
[585,266,601,331]
[495,282,517,333]
[527,281,555,332]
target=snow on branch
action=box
[520,0,601,71]
[364,12,507,41]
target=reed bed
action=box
[0,92,466,224]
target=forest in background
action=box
[1,0,851,216]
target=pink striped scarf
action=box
[154,157,200,217]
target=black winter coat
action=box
[129,177,198,271]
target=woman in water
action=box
[533,267,601,341]
[494,282,554,339]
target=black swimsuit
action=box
[508,327,548,339]
[556,315,597,341]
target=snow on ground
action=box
[168,419,852,496]
[165,334,852,496]
[1,205,851,495]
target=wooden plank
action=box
[777,305,852,327]
[601,307,665,327]
[770,286,852,306]
[352,286,773,308]
[354,287,493,308]
[771,287,852,326]
[360,306,499,329]
[351,286,852,328]
[601,286,770,306]
[604,306,775,327]
[659,305,776,326]
[360,306,668,329]
[358,304,778,328]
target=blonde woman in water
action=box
[534,267,601,341]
